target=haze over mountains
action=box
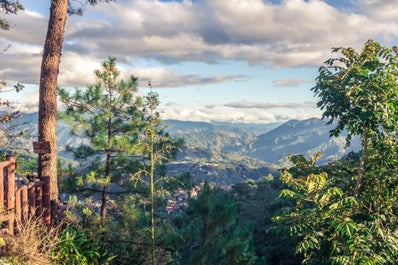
[6,112,360,185]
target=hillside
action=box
[165,117,359,165]
[1,113,360,185]
[248,118,360,164]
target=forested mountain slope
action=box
[248,117,360,164]
[2,112,359,185]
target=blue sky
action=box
[1,0,398,123]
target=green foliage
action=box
[52,225,114,265]
[15,155,36,174]
[59,57,184,264]
[312,40,398,199]
[274,150,398,264]
[272,40,398,264]
[174,181,260,265]
[58,57,145,224]
[231,176,298,264]
[312,39,398,144]
[128,90,183,265]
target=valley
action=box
[2,112,359,185]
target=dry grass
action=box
[0,215,62,265]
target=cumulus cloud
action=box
[0,41,42,84]
[2,0,398,86]
[224,100,316,110]
[124,68,247,88]
[45,1,398,62]
[58,58,247,88]
[159,103,318,124]
[1,9,47,45]
[1,0,397,124]
[101,1,373,65]
[272,79,313,87]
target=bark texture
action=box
[38,0,68,202]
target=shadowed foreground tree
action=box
[175,181,261,265]
[231,177,299,264]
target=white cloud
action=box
[58,53,99,87]
[273,79,313,87]
[1,0,398,124]
[1,9,47,45]
[127,67,246,88]
[2,0,398,86]
[159,101,319,124]
[59,0,398,69]
[224,100,316,110]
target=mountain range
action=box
[162,118,359,184]
[2,112,360,185]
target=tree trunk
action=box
[100,183,108,226]
[354,129,369,198]
[38,0,68,204]
[100,151,111,225]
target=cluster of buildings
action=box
[165,186,201,214]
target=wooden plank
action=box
[21,185,28,221]
[15,189,21,229]
[0,167,4,213]
[6,155,15,235]
[28,187,36,217]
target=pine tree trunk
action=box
[100,151,111,226]
[100,184,108,226]
[38,0,68,204]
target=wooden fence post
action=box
[28,187,35,217]
[0,163,4,214]
[0,155,52,234]
[40,176,51,228]
[21,185,28,221]
[6,155,16,235]
[15,188,21,229]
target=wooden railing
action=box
[0,155,51,235]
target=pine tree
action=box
[177,181,259,265]
[58,57,144,225]
[38,0,116,208]
[131,90,183,265]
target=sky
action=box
[0,0,398,124]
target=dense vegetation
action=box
[1,27,398,265]
[274,40,398,264]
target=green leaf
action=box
[0,237,5,247]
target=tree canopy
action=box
[275,40,398,264]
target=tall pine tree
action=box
[58,57,144,225]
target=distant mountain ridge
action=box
[164,117,359,165]
[248,117,359,164]
[2,112,360,185]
